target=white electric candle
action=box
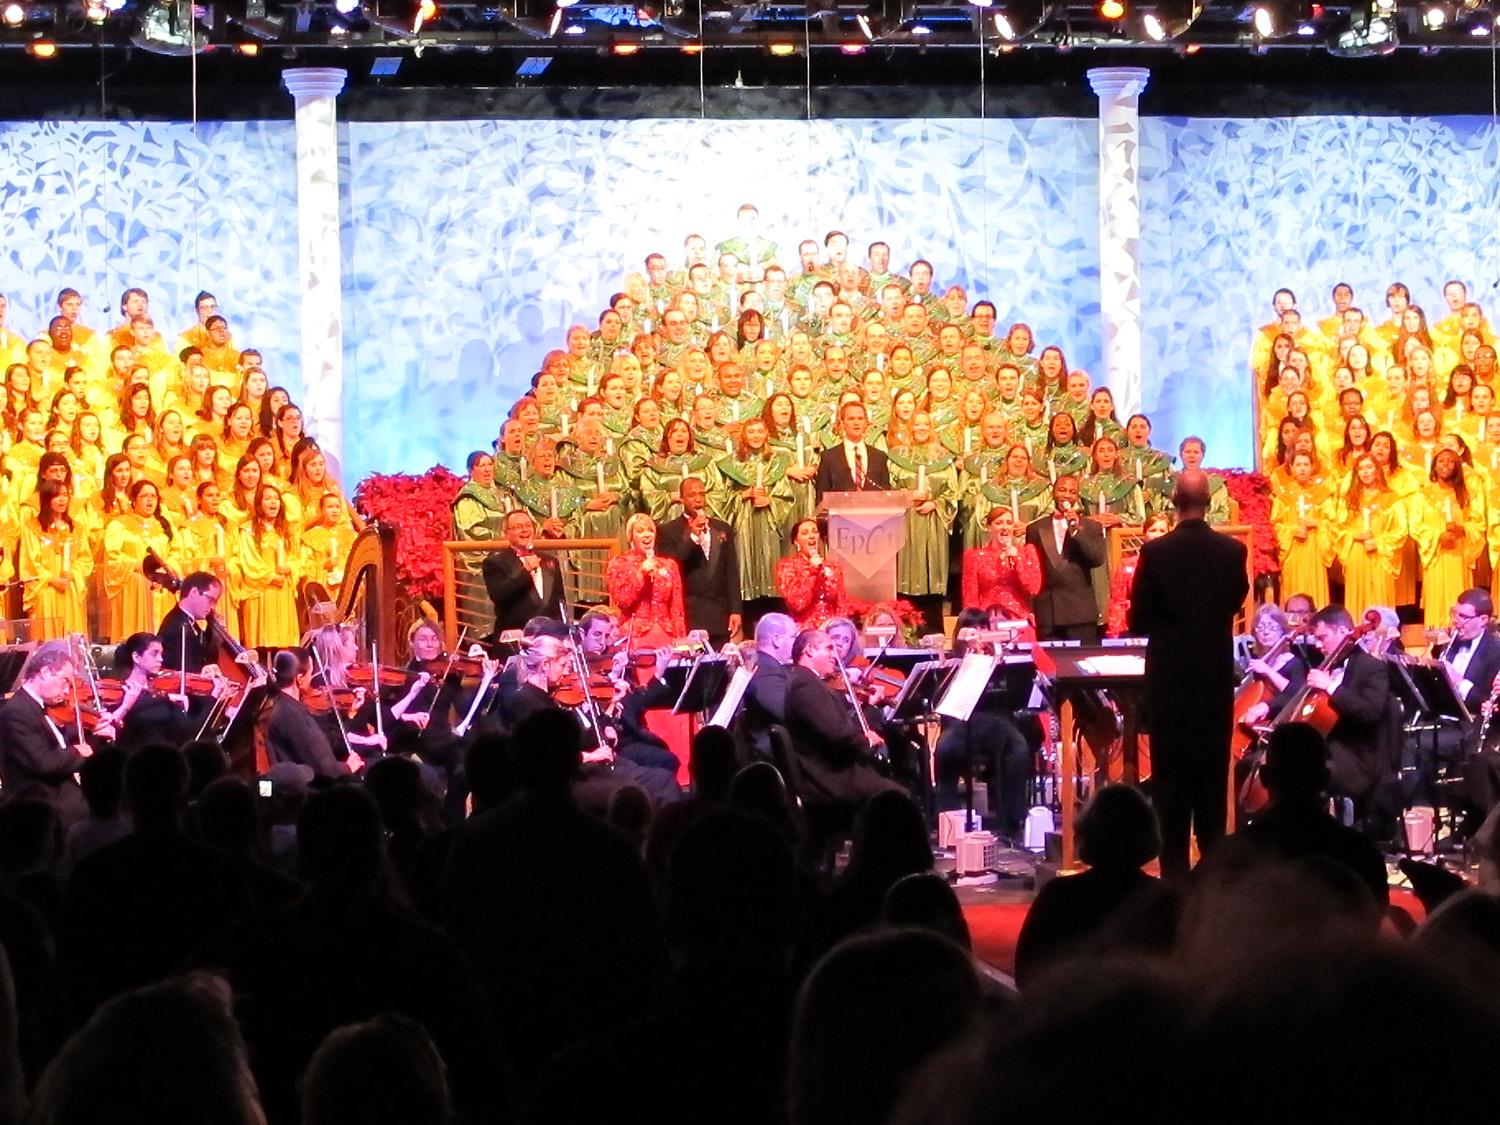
[597,463,606,492]
[550,487,559,520]
[917,464,927,496]
[1010,488,1020,522]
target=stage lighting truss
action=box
[2,0,1498,53]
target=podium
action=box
[816,490,914,605]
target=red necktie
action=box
[854,447,865,488]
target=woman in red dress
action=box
[606,513,686,646]
[776,517,849,629]
[1105,512,1173,637]
[960,505,1042,620]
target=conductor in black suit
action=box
[656,476,742,647]
[482,509,567,638]
[814,401,891,501]
[1024,475,1107,642]
[0,641,112,825]
[1128,469,1250,877]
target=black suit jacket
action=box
[656,514,742,638]
[482,548,567,636]
[784,663,880,804]
[1024,512,1108,632]
[1325,647,1400,802]
[157,604,219,673]
[739,658,789,764]
[1127,518,1250,769]
[0,689,87,823]
[1437,630,1500,718]
[814,443,892,500]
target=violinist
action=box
[105,632,197,752]
[0,641,104,824]
[783,629,903,810]
[396,618,493,813]
[264,649,359,781]
[1303,604,1402,839]
[309,624,430,764]
[1238,606,1309,727]
[579,608,683,779]
[500,633,680,808]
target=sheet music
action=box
[707,665,753,728]
[934,653,998,722]
[1076,654,1146,677]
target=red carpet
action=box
[961,886,1429,979]
[962,902,1029,977]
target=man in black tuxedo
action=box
[738,612,796,765]
[157,571,225,675]
[1304,603,1401,840]
[1438,589,1500,820]
[814,401,891,500]
[0,641,110,825]
[1127,469,1250,877]
[1024,475,1107,642]
[482,509,567,638]
[783,629,903,808]
[656,476,742,648]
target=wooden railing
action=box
[440,537,622,650]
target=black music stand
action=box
[672,655,733,716]
[1391,657,1469,850]
[935,655,1042,837]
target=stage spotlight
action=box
[29,38,56,55]
[910,19,932,32]
[971,0,994,7]
[239,40,258,52]
[1422,5,1445,26]
[84,0,107,22]
[1,3,25,25]
[556,0,576,6]
[563,21,584,32]
[1331,0,1396,54]
[412,0,435,32]
[991,0,1053,39]
[1143,10,1165,37]
[840,40,864,51]
[1471,20,1489,32]
[611,39,639,52]
[855,12,874,37]
[994,10,1015,36]
[680,40,702,50]
[1252,5,1273,34]
[333,0,359,11]
[547,6,561,32]
[1100,0,1125,18]
[769,39,794,53]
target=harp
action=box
[330,520,401,660]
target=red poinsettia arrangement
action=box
[1216,467,1278,578]
[353,465,465,602]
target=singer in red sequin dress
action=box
[960,505,1043,620]
[776,517,850,629]
[1105,512,1173,637]
[607,513,686,647]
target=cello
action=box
[1231,621,1307,761]
[1239,609,1381,813]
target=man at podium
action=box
[814,401,891,500]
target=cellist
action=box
[1303,604,1402,838]
[1238,605,1309,727]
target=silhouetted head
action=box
[301,1014,450,1125]
[512,709,583,794]
[1076,784,1160,871]
[124,743,189,833]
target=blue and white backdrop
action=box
[3,114,1498,484]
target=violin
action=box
[303,684,361,715]
[151,671,221,698]
[348,663,422,690]
[550,673,617,707]
[419,655,486,679]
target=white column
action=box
[1086,66,1150,419]
[282,67,347,477]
